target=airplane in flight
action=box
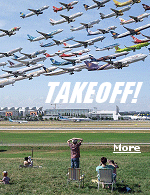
[86,26,117,35]
[90,51,129,62]
[59,49,91,57]
[12,49,47,61]
[62,54,93,65]
[16,56,47,66]
[0,64,44,79]
[58,113,91,121]
[27,29,63,42]
[44,49,72,57]
[70,19,100,31]
[83,0,111,11]
[94,43,120,51]
[50,58,73,66]
[104,53,148,69]
[0,47,23,58]
[0,27,21,37]
[113,0,141,7]
[0,78,15,88]
[100,6,131,19]
[131,35,150,44]
[110,24,150,39]
[57,64,87,75]
[142,4,150,11]
[0,62,7,67]
[119,13,150,25]
[84,61,114,71]
[115,42,150,52]
[49,12,83,25]
[73,36,105,48]
[8,117,28,123]
[20,5,49,18]
[58,1,78,11]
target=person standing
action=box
[67,137,83,168]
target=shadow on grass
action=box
[0,150,7,152]
[116,182,141,193]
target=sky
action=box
[0,0,150,112]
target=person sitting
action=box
[24,157,31,167]
[108,159,119,183]
[0,171,10,184]
[28,156,33,166]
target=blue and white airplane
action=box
[50,58,73,66]
[20,5,49,18]
[27,29,63,42]
[94,43,120,51]
[8,117,28,123]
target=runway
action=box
[0,128,150,130]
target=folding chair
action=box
[67,168,84,188]
[97,168,114,191]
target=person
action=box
[67,137,83,168]
[28,156,33,166]
[0,171,10,184]
[24,157,31,167]
[96,157,114,188]
[108,159,119,183]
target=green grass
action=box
[0,146,149,195]
[0,132,150,144]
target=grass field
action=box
[0,122,150,194]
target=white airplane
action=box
[0,62,7,67]
[16,56,46,66]
[70,19,100,31]
[111,23,150,39]
[105,53,147,69]
[83,0,111,11]
[87,26,117,35]
[59,1,78,11]
[0,47,23,58]
[27,29,63,42]
[0,27,21,37]
[58,64,87,75]
[72,49,91,56]
[0,78,15,88]
[119,13,150,25]
[50,12,83,25]
[73,36,105,48]
[58,113,91,122]
[100,6,131,19]
[20,5,49,18]
[8,117,28,123]
[44,48,72,57]
[62,54,93,65]
[63,42,82,49]
[0,64,44,79]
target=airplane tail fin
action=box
[131,35,139,43]
[8,117,13,122]
[83,4,89,11]
[50,58,59,64]
[63,42,71,48]
[90,56,97,62]
[12,54,19,60]
[20,12,26,18]
[142,4,148,11]
[58,113,64,119]
[99,13,105,19]
[119,18,126,25]
[7,60,15,67]
[49,18,56,25]
[43,66,50,73]
[110,30,119,39]
[27,34,36,41]
[84,61,99,71]
[115,46,121,51]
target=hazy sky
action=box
[0,0,150,112]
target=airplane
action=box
[87,26,117,35]
[53,6,64,13]
[113,0,140,7]
[0,64,44,79]
[0,47,23,58]
[8,117,28,123]
[58,113,91,122]
[62,54,93,65]
[53,1,78,12]
[0,27,21,37]
[0,78,15,88]
[142,4,150,11]
[115,42,150,52]
[73,36,105,48]
[16,56,47,66]
[84,61,114,71]
[110,24,150,39]
[44,49,72,58]
[7,60,24,68]
[83,0,111,11]
[131,35,150,44]
[12,49,47,61]
[40,36,74,47]
[104,53,148,69]
[0,62,7,67]
[50,58,73,66]
[70,19,100,31]
[63,42,82,49]
[57,64,87,75]
[100,6,131,19]
[59,49,91,57]
[94,43,120,51]
[90,51,129,62]
[119,13,150,25]
[24,66,58,80]
[20,5,49,18]
[27,29,63,42]
[50,12,83,25]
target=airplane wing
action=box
[59,2,67,7]
[36,30,50,39]
[111,8,119,14]
[97,29,107,34]
[123,26,135,33]
[28,9,40,14]
[52,39,61,45]
[1,69,13,74]
[20,52,32,59]
[129,15,138,22]
[0,29,9,34]
[60,14,69,21]
[141,34,150,39]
